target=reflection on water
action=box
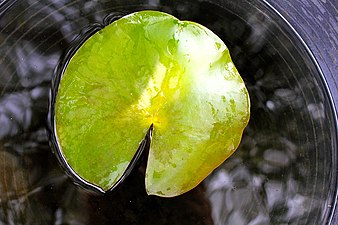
[0,0,336,224]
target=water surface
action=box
[0,0,336,224]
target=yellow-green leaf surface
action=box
[55,10,250,196]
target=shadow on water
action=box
[0,0,336,224]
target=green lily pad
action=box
[54,10,250,197]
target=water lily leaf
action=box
[54,10,250,196]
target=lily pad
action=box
[54,10,250,197]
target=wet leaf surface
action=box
[55,10,250,196]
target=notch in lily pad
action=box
[49,10,250,197]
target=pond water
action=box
[0,0,337,224]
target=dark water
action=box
[0,0,337,224]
